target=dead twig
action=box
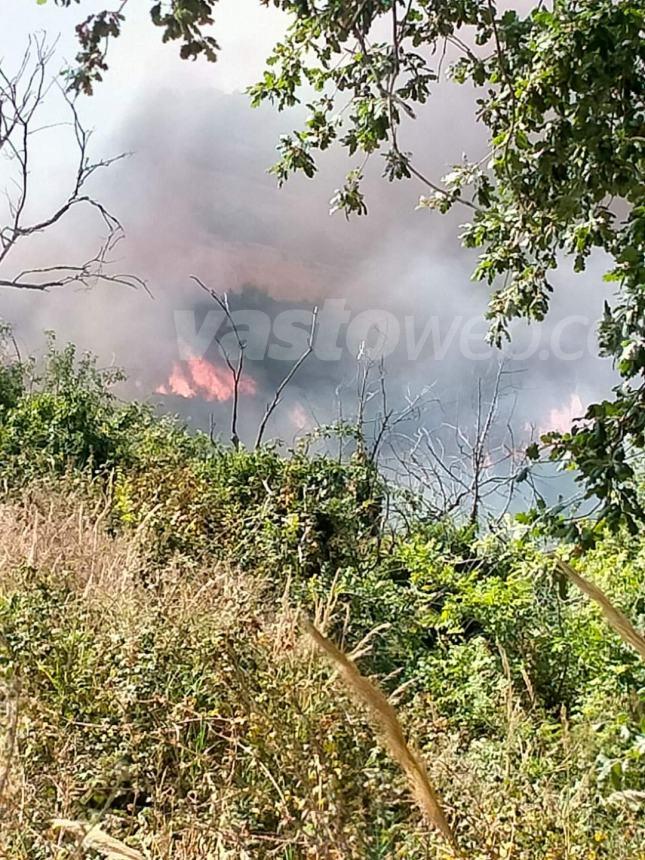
[0,35,142,293]
[191,276,247,449]
[255,306,318,449]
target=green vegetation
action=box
[0,339,643,858]
[5,3,642,854]
[51,0,645,539]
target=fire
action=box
[289,403,310,431]
[540,393,585,435]
[156,356,256,402]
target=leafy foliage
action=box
[248,0,645,537]
[0,333,150,480]
[49,0,220,93]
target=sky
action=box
[0,0,617,468]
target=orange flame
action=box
[156,356,256,402]
[289,403,310,431]
[539,393,584,435]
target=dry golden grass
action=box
[303,618,458,852]
[0,487,278,859]
[51,820,145,859]
[0,487,642,859]
[555,558,645,661]
[0,483,139,594]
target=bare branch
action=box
[255,307,318,449]
[191,275,246,449]
[0,36,141,293]
[0,231,146,292]
[376,366,533,525]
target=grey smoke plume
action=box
[0,1,616,460]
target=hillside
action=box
[0,342,643,859]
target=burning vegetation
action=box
[156,355,257,402]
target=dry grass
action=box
[0,487,642,859]
[0,487,418,858]
[0,482,140,594]
[303,618,458,852]
[51,820,145,859]
[555,558,645,661]
[0,487,276,858]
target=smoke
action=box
[0,0,617,461]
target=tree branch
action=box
[255,306,318,449]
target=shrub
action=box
[0,339,643,857]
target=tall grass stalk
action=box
[556,559,645,661]
[303,617,460,853]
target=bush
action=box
[0,338,643,857]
